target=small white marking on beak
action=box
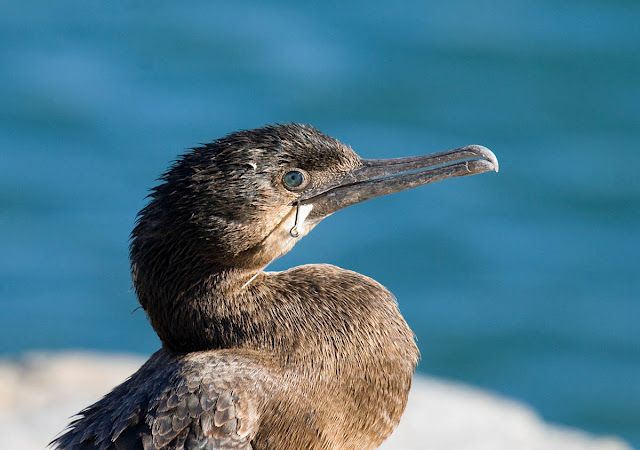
[297,204,313,225]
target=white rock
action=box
[381,377,631,450]
[0,352,631,450]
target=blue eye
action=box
[283,170,306,189]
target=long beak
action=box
[300,145,498,219]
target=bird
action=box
[51,123,498,450]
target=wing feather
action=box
[51,349,271,450]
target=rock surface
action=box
[0,352,631,450]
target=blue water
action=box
[1,0,639,446]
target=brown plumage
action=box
[52,123,497,449]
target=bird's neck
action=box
[134,258,417,372]
[133,250,262,351]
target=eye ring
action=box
[282,169,309,190]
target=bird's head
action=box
[131,124,359,273]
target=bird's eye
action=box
[282,170,307,190]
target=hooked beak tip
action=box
[466,145,499,173]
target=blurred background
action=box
[1,0,638,446]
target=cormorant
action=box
[52,124,498,450]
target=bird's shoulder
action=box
[51,348,275,450]
[270,263,394,297]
